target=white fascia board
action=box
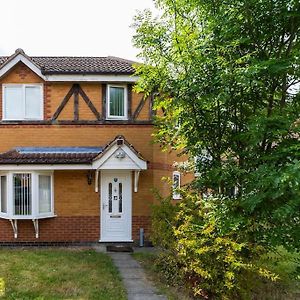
[92,144,119,169]
[0,54,46,80]
[45,74,139,82]
[0,164,92,171]
[122,146,147,170]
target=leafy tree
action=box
[133,0,300,251]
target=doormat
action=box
[106,245,134,252]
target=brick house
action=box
[0,48,184,244]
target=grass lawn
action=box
[133,249,300,300]
[0,248,126,300]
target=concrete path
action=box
[109,252,167,300]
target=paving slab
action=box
[123,278,156,293]
[108,252,167,300]
[112,259,141,268]
[127,294,167,300]
[118,268,146,279]
[110,253,137,261]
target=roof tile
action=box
[0,136,146,165]
[0,147,102,164]
[0,55,137,75]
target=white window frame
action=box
[106,84,128,120]
[2,84,44,121]
[37,172,54,218]
[0,175,8,215]
[172,171,181,200]
[0,171,54,220]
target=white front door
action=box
[100,171,132,242]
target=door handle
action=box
[102,203,108,210]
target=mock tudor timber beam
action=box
[52,84,101,121]
[74,84,79,121]
[51,85,76,120]
[78,85,101,120]
[133,96,147,120]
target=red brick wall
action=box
[0,215,151,243]
[132,216,151,241]
[0,217,99,242]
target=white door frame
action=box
[100,170,132,242]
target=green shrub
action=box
[151,192,179,250]
[151,190,278,299]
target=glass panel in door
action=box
[107,178,123,216]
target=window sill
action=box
[106,117,128,121]
[0,214,57,220]
[2,118,44,122]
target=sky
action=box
[0,0,157,61]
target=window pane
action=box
[14,174,32,215]
[108,182,112,213]
[119,182,122,213]
[39,175,51,214]
[1,176,7,213]
[25,86,42,119]
[173,172,181,199]
[109,87,125,117]
[173,174,180,189]
[4,87,23,119]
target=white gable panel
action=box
[99,154,140,170]
[0,54,45,80]
[92,144,147,170]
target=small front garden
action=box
[134,248,300,300]
[0,248,126,300]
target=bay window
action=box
[107,85,127,120]
[3,84,43,120]
[0,171,54,219]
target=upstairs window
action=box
[107,85,127,120]
[3,84,43,120]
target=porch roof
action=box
[0,136,147,167]
[0,147,103,164]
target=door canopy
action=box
[92,136,147,170]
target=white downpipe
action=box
[134,171,140,193]
[95,170,99,193]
